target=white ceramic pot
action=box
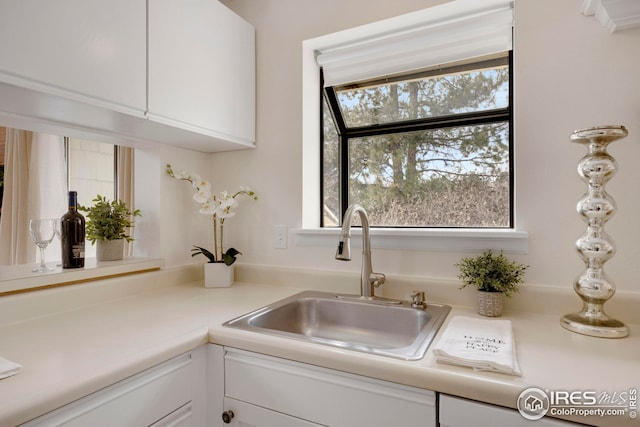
[96,239,124,261]
[477,290,503,317]
[204,263,234,288]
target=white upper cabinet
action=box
[0,0,255,152]
[0,0,146,117]
[148,0,256,149]
[581,0,640,32]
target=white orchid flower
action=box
[215,196,238,219]
[199,200,217,215]
[193,191,210,204]
[190,173,203,188]
[166,163,257,263]
[218,211,236,220]
[174,170,190,180]
[192,180,212,202]
[220,195,237,208]
[196,179,210,191]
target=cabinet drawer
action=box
[22,352,195,427]
[224,348,436,427]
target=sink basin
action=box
[223,290,451,360]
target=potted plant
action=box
[166,164,257,288]
[79,195,142,261]
[456,250,528,317]
[191,245,242,288]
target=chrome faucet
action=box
[335,204,386,298]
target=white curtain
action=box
[316,0,514,87]
[31,133,67,262]
[117,146,135,256]
[0,129,34,265]
[0,129,66,265]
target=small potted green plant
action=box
[456,250,529,317]
[79,195,141,261]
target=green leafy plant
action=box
[191,245,241,266]
[456,250,528,298]
[79,195,142,244]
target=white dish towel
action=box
[433,315,521,376]
[0,356,23,380]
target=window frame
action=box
[64,137,120,201]
[320,52,514,229]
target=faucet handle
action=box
[370,272,386,288]
[411,291,426,309]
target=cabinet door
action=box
[148,0,255,147]
[0,0,146,117]
[224,348,436,427]
[22,347,206,427]
[223,398,322,427]
[150,403,193,427]
[439,395,585,427]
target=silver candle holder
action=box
[560,125,629,338]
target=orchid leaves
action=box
[191,245,242,266]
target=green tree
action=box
[324,64,510,227]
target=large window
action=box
[66,137,116,206]
[322,53,512,228]
[66,138,118,260]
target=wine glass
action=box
[29,219,56,273]
[54,219,62,267]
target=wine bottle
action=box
[61,191,85,269]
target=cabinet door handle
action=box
[222,410,235,424]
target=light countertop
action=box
[0,265,638,427]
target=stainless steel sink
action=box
[223,290,451,360]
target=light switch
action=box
[274,225,287,249]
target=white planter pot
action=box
[96,239,124,261]
[477,290,503,317]
[204,263,234,288]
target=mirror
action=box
[0,126,161,295]
[0,127,4,218]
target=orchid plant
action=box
[166,164,257,265]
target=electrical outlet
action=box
[274,225,287,249]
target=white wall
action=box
[135,144,218,266]
[160,0,640,296]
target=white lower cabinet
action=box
[219,347,436,427]
[149,403,193,427]
[18,343,588,427]
[21,346,206,427]
[222,398,322,427]
[439,395,585,427]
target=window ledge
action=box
[294,228,528,254]
[0,257,164,295]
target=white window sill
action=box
[294,228,528,254]
[0,257,164,295]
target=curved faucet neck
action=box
[335,204,384,297]
[341,204,371,252]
